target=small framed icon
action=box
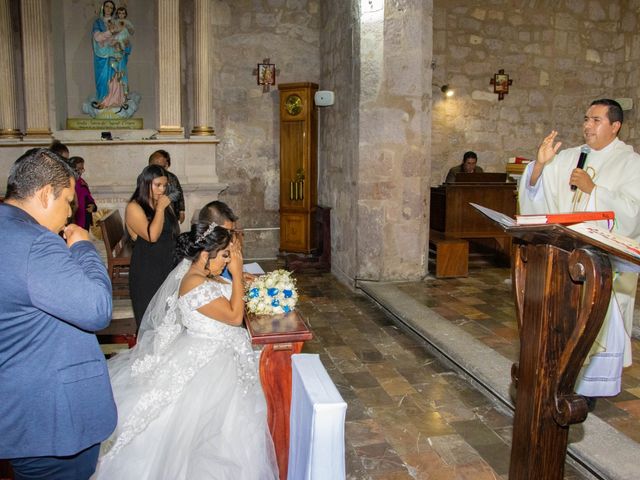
[257,63,276,86]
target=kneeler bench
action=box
[98,209,132,298]
[428,230,468,278]
[97,298,137,357]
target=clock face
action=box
[285,94,303,116]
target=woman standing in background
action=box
[125,165,178,328]
[69,156,97,231]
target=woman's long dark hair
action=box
[130,165,177,239]
[130,165,167,221]
[175,222,232,265]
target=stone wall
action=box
[320,0,433,284]
[211,0,320,259]
[432,0,631,185]
[318,0,359,284]
[620,1,640,146]
[356,0,432,281]
[619,1,640,336]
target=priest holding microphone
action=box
[518,98,640,402]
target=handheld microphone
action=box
[571,145,591,191]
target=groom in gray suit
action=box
[0,149,116,479]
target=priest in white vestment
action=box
[519,99,640,397]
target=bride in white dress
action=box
[93,222,278,479]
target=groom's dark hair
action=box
[198,200,238,226]
[5,148,75,201]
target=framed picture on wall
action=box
[493,72,510,93]
[257,63,276,86]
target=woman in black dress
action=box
[125,165,179,327]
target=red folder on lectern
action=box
[515,210,614,226]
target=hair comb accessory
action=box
[196,222,217,243]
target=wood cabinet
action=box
[278,82,318,253]
[430,182,517,264]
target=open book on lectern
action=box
[470,203,640,273]
[469,203,616,227]
[469,203,517,228]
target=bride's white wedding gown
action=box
[93,268,278,479]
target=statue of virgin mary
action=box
[83,0,140,119]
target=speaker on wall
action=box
[314,90,335,107]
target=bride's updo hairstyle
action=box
[175,222,232,264]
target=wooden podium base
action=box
[509,242,611,479]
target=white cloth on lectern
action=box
[519,138,640,396]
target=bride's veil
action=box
[101,258,192,459]
[138,258,191,341]
[118,258,192,375]
[105,257,192,383]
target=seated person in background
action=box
[149,149,185,224]
[445,150,484,183]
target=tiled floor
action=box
[293,268,594,479]
[392,268,640,446]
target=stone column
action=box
[157,0,184,137]
[190,0,214,136]
[0,0,21,139]
[20,0,51,139]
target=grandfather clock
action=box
[278,82,318,253]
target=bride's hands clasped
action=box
[227,241,244,280]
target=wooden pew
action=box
[245,310,313,480]
[97,298,137,355]
[428,229,469,278]
[98,210,132,298]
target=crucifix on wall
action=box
[253,58,278,93]
[490,69,513,100]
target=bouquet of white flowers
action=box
[245,269,298,315]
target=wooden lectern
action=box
[500,223,640,479]
[245,310,313,480]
